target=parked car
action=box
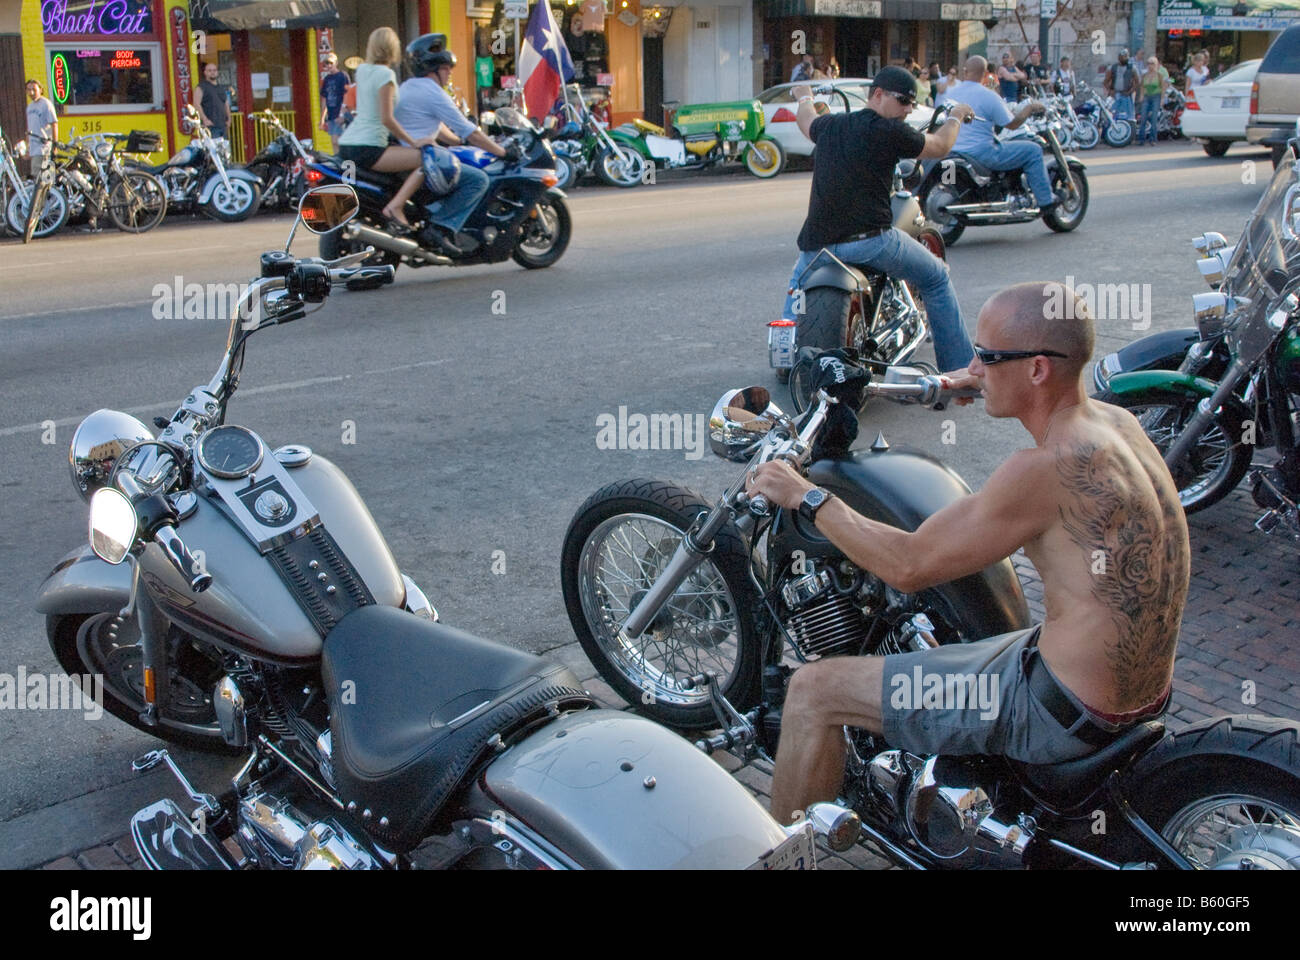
[1247,24,1300,166]
[1180,59,1261,156]
[757,79,935,158]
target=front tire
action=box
[1044,166,1089,233]
[560,479,762,729]
[1129,716,1300,869]
[1095,387,1252,513]
[744,137,786,178]
[1105,118,1134,148]
[1073,120,1100,150]
[597,144,646,187]
[47,613,240,753]
[7,180,68,240]
[205,177,262,221]
[511,195,571,269]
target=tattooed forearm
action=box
[1055,443,1187,704]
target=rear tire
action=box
[1202,139,1231,157]
[107,171,167,233]
[1094,387,1252,513]
[560,479,762,729]
[1128,716,1300,869]
[553,154,577,190]
[789,287,858,413]
[920,179,966,246]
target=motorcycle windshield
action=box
[1230,152,1298,301]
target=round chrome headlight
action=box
[69,409,154,502]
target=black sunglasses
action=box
[881,90,916,107]
[973,346,1072,365]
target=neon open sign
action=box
[51,53,70,103]
[42,0,151,36]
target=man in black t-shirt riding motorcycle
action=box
[779,66,977,374]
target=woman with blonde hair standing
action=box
[336,26,439,225]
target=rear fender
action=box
[34,545,132,616]
[797,255,871,295]
[480,709,790,869]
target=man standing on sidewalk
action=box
[25,79,57,177]
[1104,49,1139,123]
[778,66,977,374]
[319,53,349,153]
[195,62,231,139]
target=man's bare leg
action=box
[770,656,886,824]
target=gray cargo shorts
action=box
[879,625,1102,765]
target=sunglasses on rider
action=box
[973,346,1072,365]
[878,89,916,107]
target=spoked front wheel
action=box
[1044,166,1089,232]
[561,479,762,728]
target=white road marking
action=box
[0,358,451,438]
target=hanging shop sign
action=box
[170,6,194,122]
[811,0,882,18]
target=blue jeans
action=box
[1112,93,1134,121]
[958,138,1055,207]
[1140,93,1160,143]
[424,164,490,233]
[781,227,973,372]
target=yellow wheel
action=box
[743,138,786,179]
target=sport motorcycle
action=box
[307,106,570,286]
[560,361,1300,869]
[918,99,1089,246]
[33,186,853,870]
[1095,136,1300,527]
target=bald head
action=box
[964,56,987,81]
[982,281,1095,377]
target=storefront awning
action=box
[1157,0,1300,31]
[189,0,340,32]
[757,0,994,16]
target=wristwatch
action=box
[798,487,834,523]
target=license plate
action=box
[1221,96,1241,110]
[768,324,796,368]
[747,823,817,870]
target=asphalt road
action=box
[0,140,1274,824]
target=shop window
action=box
[46,44,163,113]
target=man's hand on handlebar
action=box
[502,141,524,164]
[939,367,981,406]
[746,461,814,511]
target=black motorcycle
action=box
[309,106,570,287]
[1094,138,1300,523]
[246,110,311,213]
[561,361,1300,869]
[918,100,1089,245]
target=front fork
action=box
[119,553,171,727]
[1163,356,1251,474]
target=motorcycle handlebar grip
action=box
[155,525,212,593]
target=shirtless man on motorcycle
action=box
[746,281,1191,823]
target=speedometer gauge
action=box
[196,425,265,479]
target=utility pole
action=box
[1039,0,1055,62]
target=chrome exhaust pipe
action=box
[942,200,1017,214]
[344,223,452,266]
[963,212,1040,223]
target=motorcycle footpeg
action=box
[132,749,167,773]
[131,798,235,870]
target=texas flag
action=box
[518,0,576,122]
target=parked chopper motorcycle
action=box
[550,85,647,189]
[129,105,263,221]
[767,97,952,400]
[1095,136,1300,525]
[246,110,312,213]
[917,99,1089,246]
[309,106,570,284]
[1074,82,1135,148]
[561,362,1300,869]
[34,185,853,870]
[607,97,786,180]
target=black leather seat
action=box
[320,605,592,850]
[951,152,995,180]
[1010,720,1168,810]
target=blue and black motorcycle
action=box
[309,106,571,289]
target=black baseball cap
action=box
[870,66,918,102]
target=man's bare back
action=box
[1024,399,1190,714]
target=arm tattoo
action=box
[1055,443,1187,704]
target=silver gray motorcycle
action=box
[34,185,854,870]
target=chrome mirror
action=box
[69,409,154,502]
[298,184,358,234]
[88,487,137,565]
[709,386,786,461]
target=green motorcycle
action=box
[608,98,787,181]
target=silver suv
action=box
[1248,24,1300,166]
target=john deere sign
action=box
[1158,0,1300,30]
